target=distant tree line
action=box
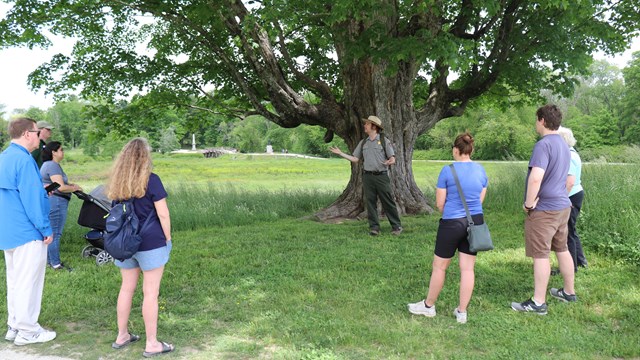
[2,57,640,161]
[415,57,640,162]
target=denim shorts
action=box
[115,241,172,271]
[434,214,484,258]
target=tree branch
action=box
[449,0,503,40]
[115,0,278,123]
[272,20,335,102]
[445,0,521,105]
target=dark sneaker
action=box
[511,298,548,315]
[391,227,403,236]
[51,263,73,272]
[369,229,380,236]
[549,288,577,302]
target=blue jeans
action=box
[48,195,69,266]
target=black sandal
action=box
[112,333,140,349]
[142,341,175,357]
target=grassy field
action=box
[0,152,638,359]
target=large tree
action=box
[1,0,638,219]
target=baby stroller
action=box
[75,185,114,265]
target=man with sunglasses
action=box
[0,118,57,345]
[30,120,54,168]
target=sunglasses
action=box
[27,130,41,137]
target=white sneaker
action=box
[14,329,56,346]
[407,300,436,317]
[453,308,467,324]
[5,327,18,341]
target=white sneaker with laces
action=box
[407,300,436,317]
[14,329,56,346]
[4,327,17,341]
[453,308,467,324]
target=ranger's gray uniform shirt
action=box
[352,134,395,172]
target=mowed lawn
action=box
[0,152,638,359]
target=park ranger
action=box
[330,115,403,236]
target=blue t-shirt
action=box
[134,173,168,251]
[525,134,572,210]
[437,162,488,219]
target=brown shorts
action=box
[524,208,571,258]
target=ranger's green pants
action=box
[363,172,402,231]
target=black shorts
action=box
[434,214,484,258]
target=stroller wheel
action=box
[96,250,114,266]
[81,245,95,258]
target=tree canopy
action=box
[2,0,639,218]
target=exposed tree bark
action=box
[316,9,431,221]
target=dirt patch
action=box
[0,345,76,360]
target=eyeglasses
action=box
[26,130,41,137]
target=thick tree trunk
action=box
[315,59,432,221]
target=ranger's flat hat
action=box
[362,115,383,130]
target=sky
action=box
[0,3,639,116]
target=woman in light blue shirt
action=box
[558,127,587,272]
[408,133,488,324]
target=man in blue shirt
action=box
[511,105,577,315]
[0,118,57,345]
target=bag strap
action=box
[357,138,366,161]
[139,206,157,234]
[118,199,157,233]
[380,132,389,160]
[449,164,474,226]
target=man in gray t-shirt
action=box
[511,105,577,315]
[329,115,402,236]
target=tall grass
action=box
[62,159,640,266]
[169,184,338,230]
[578,164,640,264]
[480,163,640,265]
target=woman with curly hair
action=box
[107,138,174,357]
